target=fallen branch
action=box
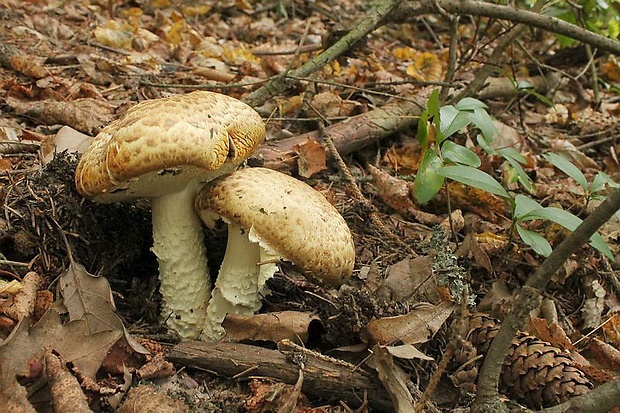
[252,72,558,174]
[243,0,402,108]
[395,0,620,56]
[168,341,393,412]
[252,89,431,174]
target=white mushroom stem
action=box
[151,180,211,339]
[200,223,278,341]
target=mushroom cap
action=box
[75,91,265,202]
[196,167,355,286]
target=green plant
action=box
[540,0,620,44]
[543,152,620,213]
[413,90,614,258]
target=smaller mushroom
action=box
[195,167,355,341]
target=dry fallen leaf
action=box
[60,260,118,333]
[456,232,493,272]
[41,125,94,165]
[0,363,36,413]
[0,309,122,380]
[6,97,114,135]
[385,343,434,361]
[365,301,454,346]
[222,311,320,344]
[383,256,440,302]
[60,257,147,356]
[294,138,327,178]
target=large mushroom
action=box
[195,167,355,341]
[75,91,265,339]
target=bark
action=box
[251,90,431,174]
[168,341,393,412]
[395,0,620,56]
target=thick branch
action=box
[251,90,431,174]
[168,341,393,411]
[396,0,620,56]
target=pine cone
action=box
[452,314,593,409]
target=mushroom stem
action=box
[151,180,210,339]
[200,223,277,341]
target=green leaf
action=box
[516,225,552,256]
[543,153,588,189]
[468,107,496,142]
[455,97,488,111]
[417,109,430,148]
[427,89,441,119]
[520,207,614,259]
[414,150,445,204]
[437,165,510,199]
[441,141,481,167]
[501,155,535,193]
[439,106,471,140]
[523,90,555,107]
[516,80,534,90]
[592,172,620,193]
[513,194,544,220]
[477,134,497,155]
[498,146,527,165]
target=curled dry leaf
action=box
[45,351,93,413]
[0,271,42,322]
[368,164,443,225]
[0,44,48,78]
[222,311,320,344]
[40,125,94,165]
[293,138,326,178]
[33,290,53,323]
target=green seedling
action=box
[544,152,620,215]
[413,90,615,258]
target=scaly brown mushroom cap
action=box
[75,91,265,202]
[196,167,355,286]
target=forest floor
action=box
[1,0,620,412]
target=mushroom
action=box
[195,167,355,341]
[74,91,265,339]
